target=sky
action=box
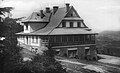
[0,0,120,32]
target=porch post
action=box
[77,46,85,59]
[90,45,97,60]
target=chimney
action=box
[53,6,59,14]
[40,10,44,18]
[46,7,50,13]
[66,3,70,12]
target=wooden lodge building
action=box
[16,3,98,60]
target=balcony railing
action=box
[48,40,95,47]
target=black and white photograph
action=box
[0,0,120,73]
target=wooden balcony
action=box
[41,34,96,48]
[48,40,95,47]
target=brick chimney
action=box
[40,10,44,18]
[66,3,70,12]
[46,7,50,13]
[53,6,59,14]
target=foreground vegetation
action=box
[0,7,67,73]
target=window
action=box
[32,36,38,43]
[77,22,81,27]
[62,22,66,27]
[62,36,67,42]
[56,36,61,42]
[71,13,73,16]
[50,36,54,42]
[74,35,79,42]
[42,37,49,43]
[26,24,28,30]
[68,36,73,42]
[87,35,90,40]
[91,35,95,40]
[26,36,28,44]
[70,22,73,27]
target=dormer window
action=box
[62,22,66,27]
[70,22,73,27]
[77,22,81,27]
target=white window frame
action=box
[32,36,38,44]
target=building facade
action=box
[16,3,98,60]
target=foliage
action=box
[0,19,23,73]
[3,47,67,73]
[0,17,23,37]
[0,6,13,36]
[0,8,23,73]
[0,7,13,22]
[0,7,13,15]
[0,4,65,73]
[24,48,67,73]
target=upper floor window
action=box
[70,22,73,27]
[62,22,66,27]
[26,24,28,30]
[77,22,81,27]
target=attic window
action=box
[77,22,81,27]
[37,13,40,16]
[71,13,73,16]
[70,22,73,27]
[62,22,66,27]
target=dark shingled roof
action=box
[22,12,51,22]
[31,7,69,35]
[48,28,97,35]
[16,6,97,35]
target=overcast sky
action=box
[1,0,120,32]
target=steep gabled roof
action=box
[17,5,97,35]
[30,7,71,35]
[65,6,80,18]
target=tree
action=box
[0,2,66,73]
[0,6,14,73]
[0,6,24,73]
[0,7,13,36]
[1,17,23,72]
[5,47,67,73]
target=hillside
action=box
[96,31,120,56]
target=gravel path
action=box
[57,57,120,73]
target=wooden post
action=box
[90,45,97,61]
[77,46,85,59]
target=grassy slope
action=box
[96,31,120,56]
